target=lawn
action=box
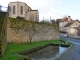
[0,40,72,60]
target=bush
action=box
[16,16,25,20]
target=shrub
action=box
[16,16,25,20]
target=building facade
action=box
[64,20,80,36]
[8,1,39,22]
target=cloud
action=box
[38,0,62,20]
[39,8,57,19]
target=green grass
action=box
[0,40,73,60]
[0,40,61,60]
[60,39,74,45]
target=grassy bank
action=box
[0,15,7,57]
[0,40,72,60]
[0,17,4,33]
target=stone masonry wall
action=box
[7,18,59,43]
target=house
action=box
[56,19,62,25]
[59,16,71,32]
[78,30,80,35]
[67,27,78,37]
[77,25,80,35]
[64,20,80,29]
[8,1,39,22]
[64,20,80,36]
[51,19,56,24]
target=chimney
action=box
[68,16,71,22]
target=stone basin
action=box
[18,43,70,60]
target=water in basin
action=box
[19,44,69,60]
[32,46,68,60]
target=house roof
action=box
[8,1,32,10]
[56,19,62,23]
[74,20,80,22]
[28,6,32,10]
[30,10,38,11]
[56,17,68,23]
[9,1,27,5]
[61,17,68,22]
[64,20,79,27]
[28,10,38,12]
[51,20,56,24]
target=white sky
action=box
[0,0,64,21]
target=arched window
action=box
[21,6,23,15]
[13,6,15,14]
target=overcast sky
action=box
[0,0,80,21]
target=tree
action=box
[27,22,36,44]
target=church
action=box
[8,1,39,22]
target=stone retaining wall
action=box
[7,18,60,43]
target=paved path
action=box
[55,34,80,60]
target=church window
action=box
[21,6,23,15]
[13,6,15,14]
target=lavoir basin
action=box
[18,43,70,60]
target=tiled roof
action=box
[61,17,68,22]
[56,19,62,23]
[51,20,56,24]
[56,17,68,23]
[64,21,76,27]
[30,10,38,11]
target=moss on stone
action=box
[8,17,59,30]
[0,17,5,33]
[0,15,7,58]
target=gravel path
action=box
[55,35,80,60]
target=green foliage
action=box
[0,17,4,33]
[60,39,74,45]
[0,14,7,58]
[0,39,73,60]
[9,17,59,31]
[9,17,35,30]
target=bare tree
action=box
[28,22,36,44]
